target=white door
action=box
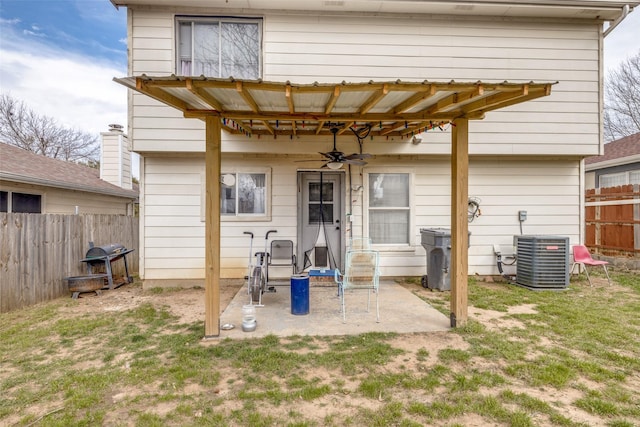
[298,172,344,271]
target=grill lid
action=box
[85,243,128,259]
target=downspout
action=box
[603,4,630,38]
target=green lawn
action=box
[1,268,639,426]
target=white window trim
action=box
[201,167,272,222]
[0,188,44,213]
[175,16,263,78]
[363,168,415,252]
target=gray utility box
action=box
[420,228,470,291]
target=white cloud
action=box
[1,34,127,136]
[0,17,20,25]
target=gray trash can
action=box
[420,228,470,291]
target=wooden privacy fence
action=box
[586,184,639,257]
[0,213,139,313]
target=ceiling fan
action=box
[299,124,372,169]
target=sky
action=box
[0,1,639,149]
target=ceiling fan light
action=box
[326,161,343,170]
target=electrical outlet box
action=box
[519,210,527,222]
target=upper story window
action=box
[177,17,262,79]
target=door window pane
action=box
[309,182,333,202]
[308,182,333,223]
[309,204,333,224]
[0,191,7,212]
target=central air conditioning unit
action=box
[515,235,569,290]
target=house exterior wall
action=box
[0,180,133,215]
[129,8,602,156]
[126,6,594,283]
[139,154,580,281]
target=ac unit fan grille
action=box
[516,236,569,290]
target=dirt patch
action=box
[59,279,242,325]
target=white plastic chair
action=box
[334,249,380,323]
[348,237,372,251]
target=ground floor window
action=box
[599,170,640,188]
[213,169,270,221]
[0,190,42,213]
[367,173,410,244]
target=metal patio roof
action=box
[114,74,557,335]
[115,76,555,137]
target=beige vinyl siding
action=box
[100,133,132,189]
[365,157,581,277]
[129,8,601,155]
[0,181,132,215]
[142,156,300,280]
[143,156,203,279]
[140,155,580,280]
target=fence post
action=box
[635,184,639,253]
[595,188,601,255]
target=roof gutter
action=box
[603,3,631,37]
[585,153,640,171]
[0,172,138,200]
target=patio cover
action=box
[115,76,555,337]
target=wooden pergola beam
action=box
[204,116,221,337]
[113,76,555,336]
[450,118,469,328]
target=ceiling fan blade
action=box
[343,159,368,166]
[294,159,324,163]
[344,153,372,160]
[320,151,341,161]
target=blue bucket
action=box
[290,274,309,315]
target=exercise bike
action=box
[243,230,277,305]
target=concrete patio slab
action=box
[218,280,450,339]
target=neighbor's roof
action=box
[110,0,640,21]
[585,133,640,170]
[115,77,555,137]
[0,143,138,199]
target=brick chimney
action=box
[100,124,132,190]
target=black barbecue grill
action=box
[81,242,134,290]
